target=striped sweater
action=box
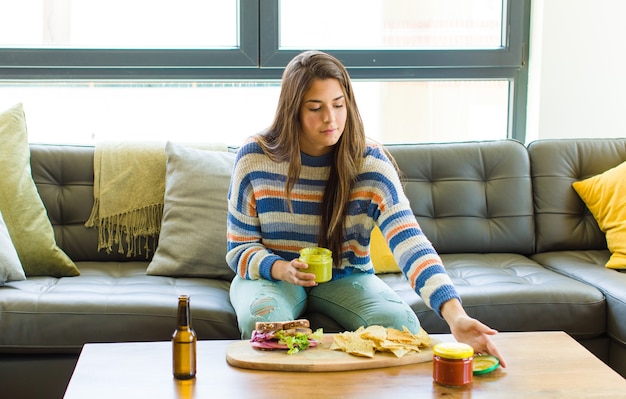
[226,141,460,316]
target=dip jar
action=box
[432,342,474,387]
[298,247,332,283]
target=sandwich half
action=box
[250,319,323,354]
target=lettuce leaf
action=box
[276,328,324,354]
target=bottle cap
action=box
[433,342,474,359]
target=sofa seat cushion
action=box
[0,262,240,353]
[532,250,626,346]
[379,253,606,339]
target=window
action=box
[0,0,529,145]
[279,0,505,50]
[0,0,238,49]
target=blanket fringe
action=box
[86,202,163,257]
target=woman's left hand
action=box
[440,299,507,368]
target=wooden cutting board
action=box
[225,334,437,372]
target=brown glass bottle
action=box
[172,295,197,380]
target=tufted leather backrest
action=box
[30,144,154,262]
[35,139,619,261]
[386,139,534,255]
[528,138,626,253]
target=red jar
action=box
[433,342,474,387]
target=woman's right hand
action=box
[270,259,318,286]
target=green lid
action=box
[473,354,500,375]
[299,247,332,260]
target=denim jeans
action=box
[230,272,420,339]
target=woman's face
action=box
[299,78,347,156]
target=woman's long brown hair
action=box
[255,51,366,266]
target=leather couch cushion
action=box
[532,251,626,345]
[380,253,606,339]
[386,140,534,254]
[528,138,626,253]
[0,262,240,352]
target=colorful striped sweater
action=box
[226,141,460,316]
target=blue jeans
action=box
[230,272,420,339]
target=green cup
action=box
[298,247,332,283]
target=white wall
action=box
[526,0,626,142]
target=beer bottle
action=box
[172,295,197,379]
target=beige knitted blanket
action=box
[85,141,166,256]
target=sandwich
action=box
[250,319,323,354]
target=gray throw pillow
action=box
[0,209,26,285]
[146,142,236,280]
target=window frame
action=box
[0,0,530,141]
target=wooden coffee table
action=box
[63,331,625,399]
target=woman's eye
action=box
[334,104,344,108]
[309,107,321,112]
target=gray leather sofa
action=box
[1,139,625,398]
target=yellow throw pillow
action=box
[370,224,401,273]
[572,160,626,269]
[0,103,79,277]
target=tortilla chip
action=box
[361,325,387,343]
[331,325,432,358]
[344,338,376,358]
[411,326,432,347]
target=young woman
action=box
[226,50,505,365]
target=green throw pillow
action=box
[0,103,79,277]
